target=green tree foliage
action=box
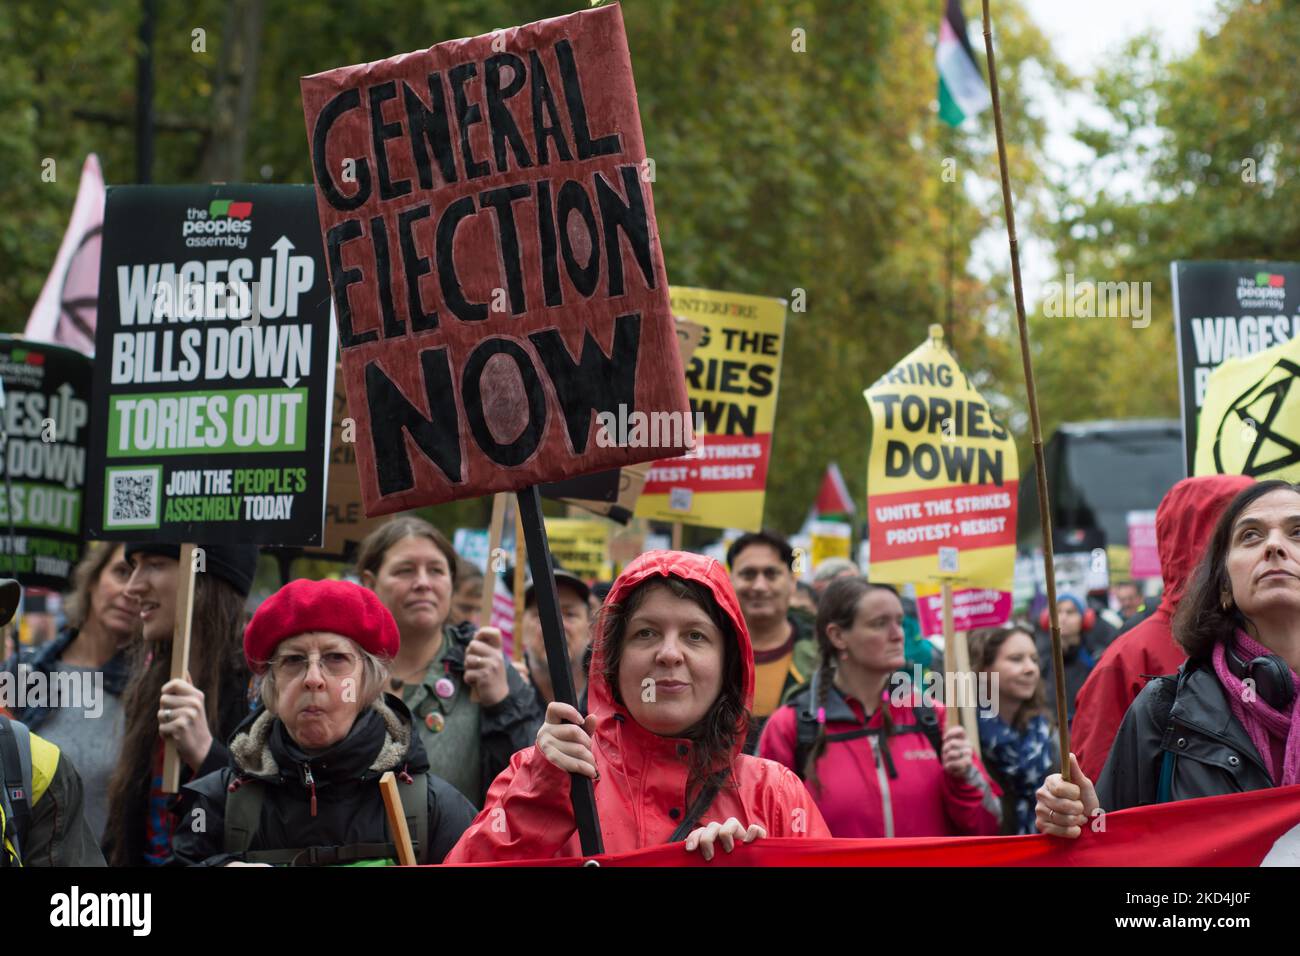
[2,0,1063,534]
[1043,0,1300,446]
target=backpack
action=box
[1146,663,1195,804]
[221,771,430,866]
[791,675,944,781]
[0,716,33,866]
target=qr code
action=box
[669,487,693,511]
[938,546,959,574]
[106,467,161,528]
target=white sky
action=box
[971,0,1225,294]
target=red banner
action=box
[440,784,1300,866]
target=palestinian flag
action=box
[813,463,855,521]
[937,0,989,127]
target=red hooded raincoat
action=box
[445,551,831,861]
[1071,474,1253,781]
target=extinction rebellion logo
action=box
[1236,272,1286,309]
[182,200,254,250]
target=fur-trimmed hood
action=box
[228,693,428,783]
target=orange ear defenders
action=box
[1039,602,1095,631]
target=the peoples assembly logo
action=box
[1236,271,1287,310]
[181,199,254,250]
[0,346,47,388]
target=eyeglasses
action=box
[270,651,358,680]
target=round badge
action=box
[435,677,456,699]
[425,712,445,733]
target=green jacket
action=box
[402,622,544,805]
[1,719,105,867]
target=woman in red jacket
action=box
[445,551,831,862]
[759,576,1001,838]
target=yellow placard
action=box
[1194,333,1300,480]
[635,287,787,531]
[543,518,612,581]
[810,521,852,569]
[863,330,1018,590]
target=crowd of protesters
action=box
[2,473,1298,865]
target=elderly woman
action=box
[357,517,543,805]
[1037,480,1300,836]
[446,551,831,862]
[171,579,475,866]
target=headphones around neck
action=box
[1225,643,1297,713]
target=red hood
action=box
[1156,474,1254,615]
[590,550,755,752]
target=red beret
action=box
[244,578,399,673]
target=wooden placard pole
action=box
[941,582,981,761]
[379,771,418,866]
[479,493,508,627]
[982,0,1069,777]
[671,522,683,551]
[162,542,198,794]
[516,485,604,857]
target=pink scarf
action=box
[1212,630,1300,787]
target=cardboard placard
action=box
[809,520,852,570]
[543,517,610,581]
[554,317,703,522]
[1126,510,1160,579]
[1193,331,1300,482]
[85,185,336,545]
[915,586,1011,637]
[863,332,1018,590]
[0,338,92,589]
[300,5,690,516]
[1173,260,1300,474]
[636,288,787,531]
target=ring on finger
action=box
[162,708,171,721]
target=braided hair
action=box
[802,576,900,795]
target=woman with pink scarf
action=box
[1036,480,1300,837]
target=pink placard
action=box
[916,588,1012,636]
[1127,510,1160,579]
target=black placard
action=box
[85,185,335,546]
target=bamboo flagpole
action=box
[980,1,1070,779]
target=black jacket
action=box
[1035,634,1098,725]
[1096,659,1274,810]
[171,694,475,866]
[2,721,105,866]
